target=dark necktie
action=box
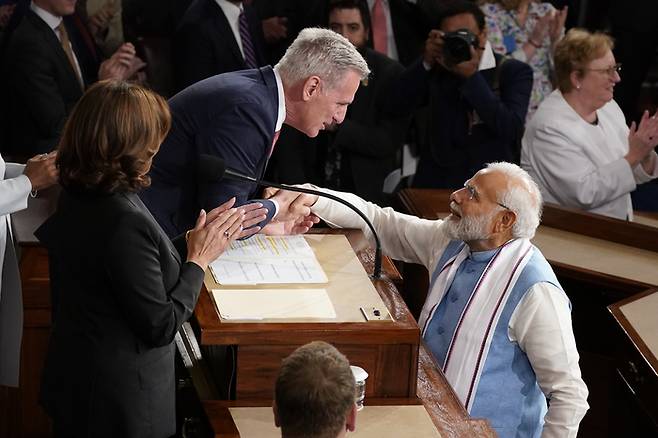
[238,9,258,69]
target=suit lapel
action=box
[209,0,245,68]
[122,193,182,265]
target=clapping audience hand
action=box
[627,110,658,172]
[549,7,568,46]
[24,152,59,191]
[529,11,552,48]
[98,43,146,81]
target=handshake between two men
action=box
[261,187,321,236]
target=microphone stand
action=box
[223,171,383,279]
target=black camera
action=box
[442,28,479,65]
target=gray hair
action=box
[486,162,543,239]
[274,28,370,89]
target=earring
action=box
[576,84,581,90]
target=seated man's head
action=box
[445,162,543,251]
[436,0,487,66]
[275,28,370,137]
[327,0,370,50]
[274,341,357,438]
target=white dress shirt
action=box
[522,90,658,220]
[305,185,589,438]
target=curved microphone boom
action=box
[198,154,383,279]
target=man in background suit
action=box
[367,0,428,66]
[268,0,409,206]
[0,0,143,158]
[141,27,370,238]
[173,0,267,91]
[385,0,532,189]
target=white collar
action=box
[30,1,62,31]
[273,68,286,132]
[215,0,242,22]
[478,40,496,71]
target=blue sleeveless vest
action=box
[427,241,565,438]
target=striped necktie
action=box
[239,9,258,69]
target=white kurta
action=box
[521,90,658,220]
[306,186,588,438]
[0,154,30,386]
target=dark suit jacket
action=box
[387,0,429,67]
[35,190,204,438]
[173,0,267,91]
[387,54,532,189]
[141,66,278,237]
[0,10,97,156]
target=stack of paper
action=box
[211,288,337,320]
[209,235,328,285]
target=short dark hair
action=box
[57,80,171,194]
[327,0,371,31]
[275,341,355,438]
[437,0,486,31]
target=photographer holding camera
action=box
[385,0,532,190]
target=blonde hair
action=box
[554,28,614,93]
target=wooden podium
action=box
[397,188,658,438]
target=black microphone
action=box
[198,154,383,279]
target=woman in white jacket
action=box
[521,29,658,220]
[0,152,57,386]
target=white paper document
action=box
[211,289,336,320]
[209,235,328,285]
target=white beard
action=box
[444,206,497,242]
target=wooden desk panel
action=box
[194,229,420,400]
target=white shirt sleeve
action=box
[632,150,658,183]
[509,282,589,438]
[1,160,31,217]
[305,185,449,270]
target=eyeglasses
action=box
[463,183,512,211]
[583,62,622,77]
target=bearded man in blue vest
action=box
[269,162,589,438]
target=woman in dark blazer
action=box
[35,80,266,438]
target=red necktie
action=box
[268,130,281,157]
[371,0,388,55]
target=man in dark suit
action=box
[268,0,409,205]
[385,0,532,189]
[367,0,429,66]
[173,0,267,91]
[141,27,370,238]
[0,0,143,158]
